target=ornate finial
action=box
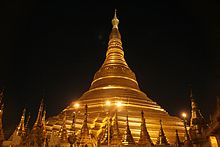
[112,9,119,28]
[42,110,46,125]
[122,115,136,145]
[34,99,44,127]
[156,120,170,145]
[80,104,90,137]
[25,112,30,132]
[17,108,26,136]
[114,9,117,18]
[111,111,122,146]
[190,94,207,136]
[79,104,94,146]
[9,108,26,142]
[138,111,153,146]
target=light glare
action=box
[182,112,187,118]
[106,100,111,106]
[116,101,122,107]
[74,103,80,108]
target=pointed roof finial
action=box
[138,111,153,146]
[122,115,136,145]
[156,120,170,145]
[112,9,119,29]
[111,111,122,146]
[34,99,44,127]
[80,104,89,136]
[114,9,117,18]
[25,112,30,132]
[17,108,26,136]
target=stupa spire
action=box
[190,98,207,134]
[99,116,112,145]
[81,104,89,136]
[87,9,143,94]
[138,110,153,146]
[25,112,30,133]
[112,9,119,29]
[105,9,126,67]
[79,104,93,146]
[34,99,44,127]
[111,111,122,146]
[156,120,170,145]
[16,108,26,136]
[42,110,47,146]
[122,115,136,146]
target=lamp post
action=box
[182,113,189,139]
[181,112,193,147]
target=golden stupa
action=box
[46,11,185,145]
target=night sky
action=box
[1,1,220,136]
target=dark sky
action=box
[1,1,220,136]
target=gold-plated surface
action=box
[46,11,185,145]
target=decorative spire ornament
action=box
[156,120,170,145]
[112,9,119,29]
[33,99,44,128]
[79,104,94,147]
[122,115,136,146]
[17,108,26,136]
[138,110,153,147]
[190,97,207,135]
[111,111,122,147]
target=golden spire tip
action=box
[112,9,119,28]
[114,9,117,18]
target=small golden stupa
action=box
[46,10,185,145]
